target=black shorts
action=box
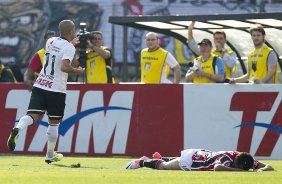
[27,87,66,120]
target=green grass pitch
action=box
[0,155,281,184]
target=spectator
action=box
[140,32,181,84]
[0,60,17,83]
[84,31,114,83]
[24,30,56,91]
[185,39,225,83]
[187,21,237,78]
[230,24,278,84]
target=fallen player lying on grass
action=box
[125,149,274,172]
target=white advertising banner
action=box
[184,84,282,160]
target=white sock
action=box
[46,124,59,158]
[15,115,34,131]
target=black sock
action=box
[140,159,163,169]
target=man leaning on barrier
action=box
[230,24,278,84]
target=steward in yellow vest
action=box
[140,32,181,84]
[187,23,236,78]
[86,31,113,83]
[185,39,225,83]
[193,55,221,83]
[141,47,167,83]
[231,24,278,84]
[247,45,278,84]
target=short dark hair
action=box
[250,24,265,36]
[213,30,226,39]
[90,31,103,39]
[235,152,254,171]
[44,30,56,41]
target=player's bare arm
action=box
[24,68,36,91]
[70,50,80,68]
[61,59,84,75]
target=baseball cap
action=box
[198,38,212,47]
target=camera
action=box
[76,22,91,68]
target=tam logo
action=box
[230,92,282,156]
[6,90,134,154]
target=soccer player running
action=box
[7,20,85,163]
[24,30,56,91]
[125,149,274,172]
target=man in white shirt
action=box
[7,20,84,164]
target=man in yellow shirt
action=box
[185,39,225,83]
[231,24,278,84]
[86,31,113,83]
[187,21,237,78]
[140,32,181,84]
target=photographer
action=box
[80,31,113,83]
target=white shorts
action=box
[178,149,201,171]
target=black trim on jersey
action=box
[59,36,68,41]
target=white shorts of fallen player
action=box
[178,149,201,171]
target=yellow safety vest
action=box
[140,48,168,83]
[212,49,234,78]
[37,48,45,66]
[86,46,111,83]
[193,55,217,83]
[248,45,278,84]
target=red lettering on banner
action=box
[256,100,282,156]
[230,92,278,153]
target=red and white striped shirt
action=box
[190,150,259,171]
